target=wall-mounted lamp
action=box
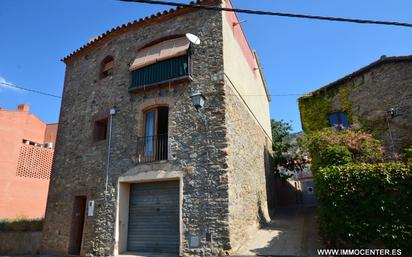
[190,93,206,111]
[109,106,117,115]
[387,107,397,119]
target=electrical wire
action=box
[0,81,302,98]
[0,81,62,99]
[118,0,412,28]
[242,94,303,97]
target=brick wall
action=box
[0,106,55,219]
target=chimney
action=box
[17,104,29,112]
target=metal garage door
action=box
[127,181,180,253]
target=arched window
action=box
[100,56,114,79]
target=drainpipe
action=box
[105,106,117,197]
[386,107,397,160]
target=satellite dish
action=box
[186,33,201,45]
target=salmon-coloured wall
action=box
[224,0,257,71]
[0,105,56,219]
[222,0,272,138]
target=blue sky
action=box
[0,0,411,131]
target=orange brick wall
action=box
[44,123,58,145]
[0,105,57,219]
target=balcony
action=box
[136,133,168,163]
[129,55,190,92]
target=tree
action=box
[271,119,292,166]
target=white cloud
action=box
[0,76,23,92]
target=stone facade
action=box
[224,81,271,250]
[42,1,272,256]
[299,56,412,157]
[0,231,42,255]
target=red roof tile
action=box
[62,0,219,63]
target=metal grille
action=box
[16,144,54,180]
[136,133,168,163]
[127,181,180,253]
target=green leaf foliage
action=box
[301,128,383,173]
[318,145,353,168]
[271,119,292,165]
[298,82,353,132]
[401,146,412,163]
[316,163,412,252]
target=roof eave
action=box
[299,55,412,100]
[61,0,221,64]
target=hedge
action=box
[316,162,412,252]
[0,218,43,232]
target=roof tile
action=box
[62,0,218,63]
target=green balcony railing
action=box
[129,55,189,91]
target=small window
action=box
[100,56,114,79]
[328,112,349,129]
[93,118,108,142]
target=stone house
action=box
[0,104,57,219]
[42,0,273,256]
[298,55,412,157]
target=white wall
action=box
[222,4,272,139]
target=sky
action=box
[0,0,411,132]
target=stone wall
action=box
[299,59,412,157]
[224,80,271,252]
[42,3,232,257]
[0,231,42,255]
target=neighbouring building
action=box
[299,55,412,158]
[274,133,316,207]
[0,104,57,219]
[42,0,273,256]
[275,162,316,207]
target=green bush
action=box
[316,162,412,251]
[402,146,412,162]
[318,145,353,168]
[301,128,382,173]
[0,218,43,232]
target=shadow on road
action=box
[236,206,322,257]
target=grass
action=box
[0,217,43,232]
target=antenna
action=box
[233,20,247,27]
[185,33,201,45]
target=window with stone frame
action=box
[100,56,114,79]
[328,112,349,130]
[136,106,169,163]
